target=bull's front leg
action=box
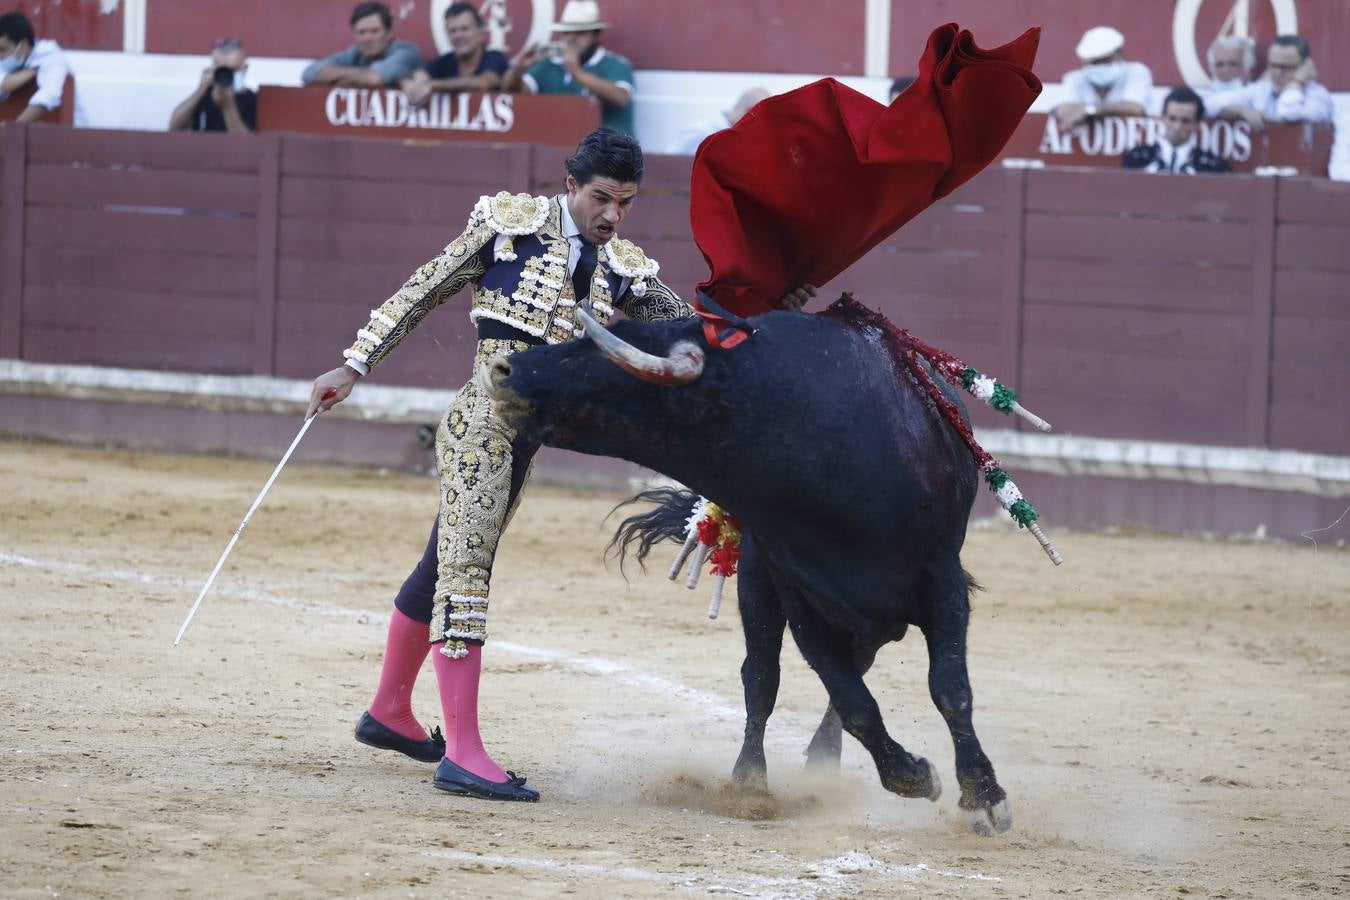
[731,535,786,792]
[922,569,1011,836]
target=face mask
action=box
[1086,61,1124,88]
[0,52,25,74]
[232,71,247,92]
[1210,78,1243,94]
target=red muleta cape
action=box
[689,23,1042,338]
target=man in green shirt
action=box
[503,0,634,135]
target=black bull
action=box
[490,306,1013,835]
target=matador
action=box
[307,129,691,801]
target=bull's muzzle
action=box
[575,307,705,385]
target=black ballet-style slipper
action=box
[432,757,540,802]
[354,711,445,764]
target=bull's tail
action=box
[607,487,701,571]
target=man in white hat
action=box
[1053,25,1152,131]
[503,0,635,135]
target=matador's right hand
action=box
[307,365,359,419]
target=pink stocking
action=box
[432,643,509,783]
[367,609,434,741]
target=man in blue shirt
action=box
[402,2,509,107]
[302,2,421,88]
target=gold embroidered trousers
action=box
[428,338,535,658]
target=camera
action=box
[212,65,235,90]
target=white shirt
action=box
[345,195,625,375]
[0,39,69,111]
[1198,82,1249,117]
[1155,135,1198,173]
[1061,60,1153,108]
[548,194,630,299]
[1219,77,1334,123]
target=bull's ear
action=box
[576,307,705,385]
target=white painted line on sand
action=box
[422,847,1001,897]
[0,550,741,722]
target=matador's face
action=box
[566,175,638,245]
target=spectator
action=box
[888,76,915,103]
[168,37,256,134]
[0,12,69,124]
[674,86,769,155]
[401,2,508,108]
[1053,26,1152,131]
[1204,34,1256,109]
[1122,87,1228,174]
[1218,34,1333,128]
[302,2,421,88]
[503,0,635,135]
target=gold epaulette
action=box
[473,191,550,261]
[604,236,660,296]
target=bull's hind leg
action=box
[731,536,785,792]
[782,599,940,801]
[804,643,880,773]
[921,563,1011,835]
[803,706,842,772]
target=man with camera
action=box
[502,0,634,135]
[168,37,255,134]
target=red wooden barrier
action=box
[0,78,75,126]
[3,123,1349,461]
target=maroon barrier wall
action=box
[1,121,1348,539]
[2,122,1348,458]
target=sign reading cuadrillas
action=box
[324,88,516,132]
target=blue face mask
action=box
[0,52,25,74]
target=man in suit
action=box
[1123,87,1229,175]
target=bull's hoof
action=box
[731,757,768,793]
[963,798,1013,836]
[802,750,841,776]
[920,758,942,802]
[803,729,842,773]
[884,757,942,801]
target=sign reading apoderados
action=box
[256,86,599,148]
[999,113,1332,175]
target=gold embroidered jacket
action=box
[344,192,691,372]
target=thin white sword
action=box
[173,413,318,646]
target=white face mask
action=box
[1086,61,1124,88]
[1209,77,1243,94]
[232,71,247,92]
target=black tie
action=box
[572,240,598,310]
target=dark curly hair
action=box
[566,128,645,186]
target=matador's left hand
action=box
[780,283,818,311]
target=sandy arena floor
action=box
[1,438,1348,898]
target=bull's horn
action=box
[575,306,705,385]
